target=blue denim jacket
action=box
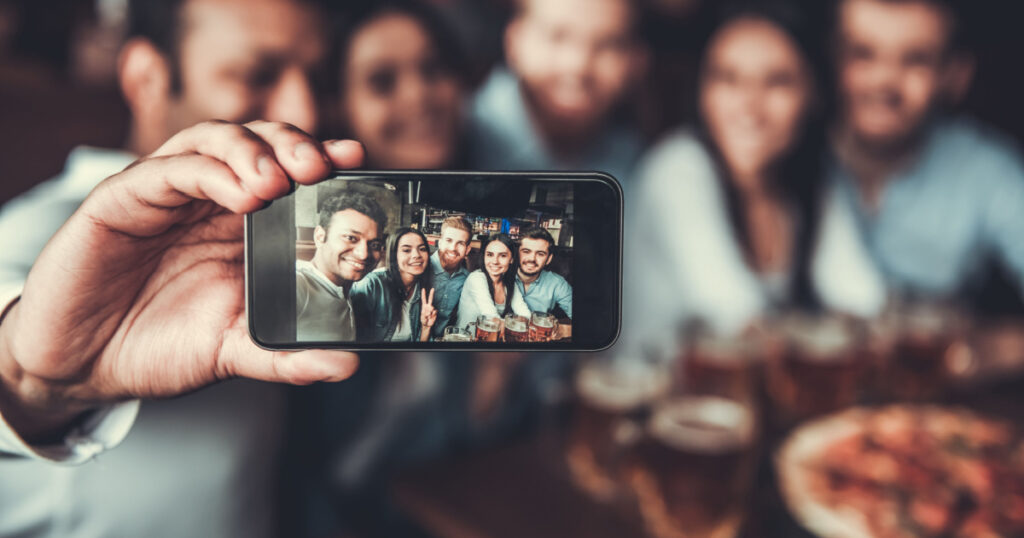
[350,270,423,343]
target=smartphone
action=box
[247,170,621,351]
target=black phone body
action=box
[247,170,621,351]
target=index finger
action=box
[428,288,435,305]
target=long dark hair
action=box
[384,227,433,324]
[324,0,469,139]
[479,233,519,317]
[694,0,833,309]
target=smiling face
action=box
[837,0,956,149]
[395,231,429,280]
[167,0,326,137]
[483,240,513,280]
[506,0,643,135]
[313,209,383,286]
[341,11,462,169]
[700,17,813,187]
[436,226,470,271]
[518,237,552,278]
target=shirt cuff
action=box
[0,282,141,464]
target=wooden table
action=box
[392,376,1024,538]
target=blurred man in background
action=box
[830,0,1024,301]
[469,0,649,182]
[0,0,349,537]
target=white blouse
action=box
[621,130,885,352]
[455,270,532,330]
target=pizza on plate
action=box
[776,405,1024,537]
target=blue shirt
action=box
[516,270,573,319]
[831,117,1024,298]
[429,251,469,338]
[468,66,643,186]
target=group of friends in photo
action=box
[297,195,572,343]
[0,0,1022,536]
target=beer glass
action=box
[624,396,756,538]
[442,326,473,343]
[567,358,670,504]
[529,312,557,342]
[503,314,529,343]
[884,301,966,401]
[765,314,865,425]
[475,315,500,342]
[680,330,760,404]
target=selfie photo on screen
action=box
[294,178,575,344]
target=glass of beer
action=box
[566,358,671,504]
[884,301,967,401]
[765,314,865,426]
[475,315,501,342]
[680,329,761,404]
[529,312,557,342]
[624,396,756,538]
[442,326,473,343]
[503,314,529,343]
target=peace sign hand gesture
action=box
[419,288,437,341]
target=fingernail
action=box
[256,155,276,178]
[293,142,318,162]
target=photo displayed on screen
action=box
[294,178,574,344]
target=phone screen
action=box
[247,171,621,350]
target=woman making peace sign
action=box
[351,227,438,342]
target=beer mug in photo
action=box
[504,314,529,343]
[475,315,501,343]
[530,312,557,342]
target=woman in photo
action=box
[350,227,437,342]
[625,1,885,347]
[456,233,532,331]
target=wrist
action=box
[0,301,85,443]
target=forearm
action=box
[0,300,88,444]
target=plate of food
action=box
[776,405,1024,537]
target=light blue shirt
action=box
[831,117,1024,298]
[428,252,469,338]
[516,270,573,319]
[468,66,643,185]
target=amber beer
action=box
[567,359,670,503]
[475,315,500,342]
[504,314,529,343]
[766,316,863,424]
[625,396,755,538]
[887,305,960,401]
[529,312,556,342]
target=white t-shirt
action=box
[391,297,415,342]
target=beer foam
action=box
[786,318,852,357]
[649,397,754,453]
[576,361,670,411]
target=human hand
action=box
[0,120,364,441]
[419,288,437,341]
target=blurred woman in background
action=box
[285,4,470,536]
[329,0,467,169]
[624,1,884,351]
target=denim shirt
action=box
[429,252,469,339]
[830,117,1024,297]
[515,270,573,318]
[350,269,423,343]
